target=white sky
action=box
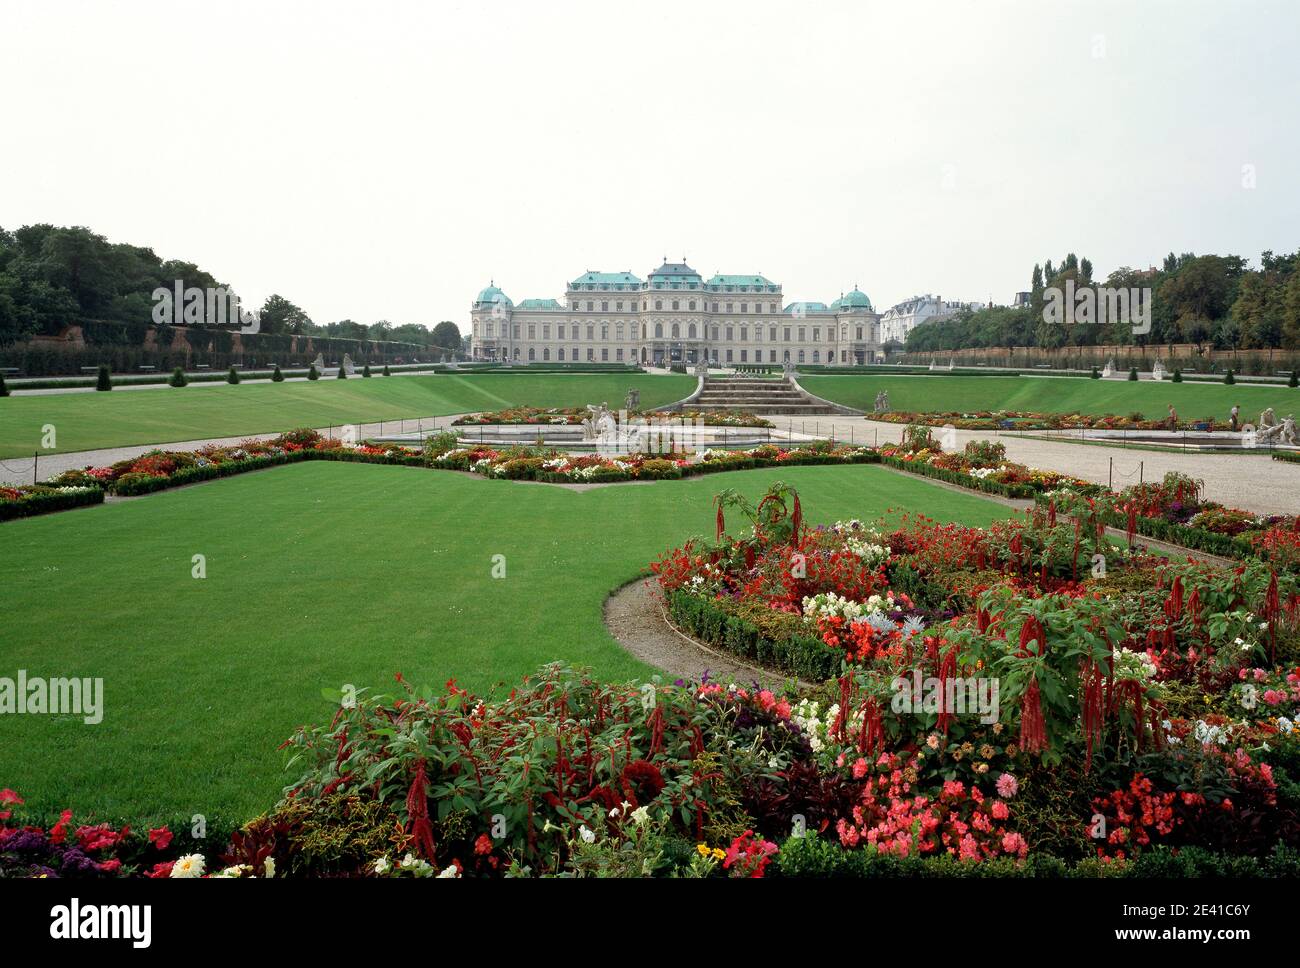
[2,0,1296,328]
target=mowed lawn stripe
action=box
[0,460,1013,822]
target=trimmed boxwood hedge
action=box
[0,487,105,521]
[665,588,842,681]
[1273,451,1300,465]
[775,834,1300,878]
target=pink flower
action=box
[996,773,1018,798]
[991,800,1009,820]
[1000,831,1029,858]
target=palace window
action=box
[543,348,550,361]
[571,324,578,340]
[811,328,818,341]
[740,326,748,341]
[616,322,624,340]
[587,348,594,361]
[798,327,806,341]
[671,323,680,338]
[688,300,695,311]
[688,323,697,338]
[798,350,805,363]
[542,324,550,339]
[672,300,679,311]
[655,300,663,310]
[616,348,624,361]
[601,348,608,361]
[587,325,595,340]
[769,349,777,362]
[512,324,520,338]
[856,327,864,340]
[725,326,733,341]
[812,350,819,362]
[586,301,593,311]
[615,301,623,311]
[601,301,608,311]
[726,349,733,362]
[601,324,608,340]
[711,326,719,340]
[740,349,747,362]
[558,348,565,360]
[726,302,733,313]
[528,348,535,361]
[783,327,790,341]
[739,302,747,313]
[655,323,663,338]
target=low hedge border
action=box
[879,454,1038,499]
[0,487,104,521]
[775,833,1300,878]
[109,448,428,496]
[665,588,842,681]
[1273,451,1300,465]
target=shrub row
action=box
[776,834,1300,878]
[0,487,105,522]
[666,588,841,681]
[1273,451,1300,465]
[878,454,1038,499]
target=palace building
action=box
[469,259,884,367]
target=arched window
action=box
[543,348,550,361]
[655,323,663,338]
[514,347,520,359]
[558,348,565,361]
[655,300,663,310]
[798,350,805,363]
[812,350,819,363]
[586,325,594,340]
[688,300,696,311]
[616,322,624,340]
[688,323,697,339]
[671,323,680,338]
[528,348,536,361]
[601,324,608,340]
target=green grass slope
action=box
[802,374,1300,421]
[0,373,694,458]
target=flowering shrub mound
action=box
[0,483,103,521]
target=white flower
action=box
[631,806,651,825]
[374,856,391,874]
[579,825,596,843]
[263,857,275,878]
[436,863,461,878]
[170,853,206,878]
[400,852,434,876]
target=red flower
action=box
[474,834,493,856]
[148,826,173,850]
[146,861,174,878]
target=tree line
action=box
[905,248,1300,352]
[0,224,462,352]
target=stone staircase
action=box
[688,375,841,415]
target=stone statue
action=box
[1260,407,1279,431]
[1260,413,1299,446]
[1102,358,1114,378]
[342,353,356,376]
[1151,359,1165,381]
[873,390,884,412]
[311,352,325,370]
[1284,416,1299,446]
[694,358,708,378]
[582,402,616,441]
[782,359,794,379]
[625,387,640,411]
[880,389,890,412]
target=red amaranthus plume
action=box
[1048,500,1057,528]
[713,497,725,541]
[1018,615,1046,657]
[1264,571,1280,663]
[1125,501,1137,550]
[1164,575,1183,622]
[405,759,436,860]
[1019,677,1048,754]
[1071,518,1082,579]
[1187,586,1202,628]
[1081,659,1105,772]
[791,493,802,545]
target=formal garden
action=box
[3,372,1300,880]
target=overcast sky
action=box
[2,0,1296,328]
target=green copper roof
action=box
[475,284,512,307]
[829,287,872,311]
[570,271,642,287]
[647,261,702,284]
[706,273,777,289]
[784,301,831,315]
[515,298,563,310]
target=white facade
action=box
[469,260,884,367]
[879,294,982,345]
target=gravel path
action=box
[603,578,798,688]
[766,414,1300,517]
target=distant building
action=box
[470,259,885,366]
[879,295,981,345]
[1012,291,1032,307]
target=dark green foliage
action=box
[362,365,371,378]
[271,365,285,382]
[1225,369,1236,384]
[382,365,391,376]
[226,366,240,385]
[1172,368,1182,382]
[0,372,8,397]
[1128,366,1139,381]
[168,366,187,387]
[95,364,112,391]
[308,365,320,381]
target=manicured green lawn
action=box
[802,374,1300,422]
[0,461,1012,824]
[0,373,694,458]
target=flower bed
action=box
[645,481,1300,866]
[875,427,1104,501]
[0,484,104,521]
[875,409,1213,432]
[453,406,774,428]
[1038,471,1300,569]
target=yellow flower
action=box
[696,843,710,857]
